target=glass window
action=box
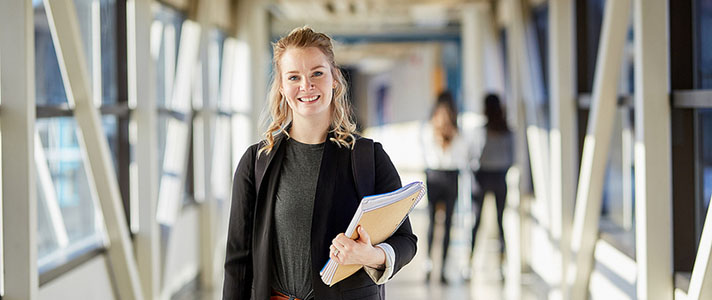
[34,2,68,106]
[33,0,120,274]
[698,109,712,233]
[154,4,186,108]
[584,0,606,92]
[695,0,712,88]
[601,108,635,240]
[34,0,118,106]
[532,4,549,102]
[35,117,106,273]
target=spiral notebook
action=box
[319,181,426,286]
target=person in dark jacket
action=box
[468,93,513,278]
[222,26,417,300]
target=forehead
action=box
[279,47,330,72]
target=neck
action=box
[289,116,330,144]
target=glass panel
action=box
[696,0,712,88]
[102,115,119,173]
[34,3,68,106]
[211,29,227,108]
[532,4,549,102]
[699,109,712,229]
[99,0,118,105]
[585,0,606,92]
[156,114,190,225]
[154,4,186,108]
[35,117,106,272]
[34,0,118,106]
[600,108,635,249]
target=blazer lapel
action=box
[255,134,285,197]
[252,133,287,297]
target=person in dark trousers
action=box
[222,26,417,300]
[468,93,513,278]
[421,91,466,284]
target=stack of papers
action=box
[320,181,426,286]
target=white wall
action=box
[39,255,115,300]
[162,205,202,298]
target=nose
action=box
[300,77,313,90]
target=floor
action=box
[384,204,549,300]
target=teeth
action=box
[300,95,319,102]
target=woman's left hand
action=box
[330,226,386,269]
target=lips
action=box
[298,95,320,102]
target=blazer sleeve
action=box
[222,145,257,300]
[373,142,418,279]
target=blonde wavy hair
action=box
[259,26,357,155]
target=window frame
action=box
[33,0,131,284]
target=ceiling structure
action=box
[268,0,488,36]
[267,0,488,72]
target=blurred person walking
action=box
[467,93,513,279]
[421,91,467,284]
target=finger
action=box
[357,226,371,244]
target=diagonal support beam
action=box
[0,1,37,299]
[689,197,712,299]
[43,0,143,299]
[569,0,631,299]
[633,0,673,299]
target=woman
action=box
[222,27,417,300]
[420,91,465,284]
[468,93,513,276]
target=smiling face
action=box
[279,47,337,126]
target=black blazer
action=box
[223,133,418,300]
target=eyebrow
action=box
[284,65,327,74]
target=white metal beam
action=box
[633,1,673,299]
[689,196,712,299]
[127,0,160,299]
[35,134,70,249]
[0,1,37,299]
[503,0,527,298]
[549,0,577,298]
[569,0,631,299]
[42,0,143,299]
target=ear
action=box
[333,81,337,89]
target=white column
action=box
[569,0,631,299]
[42,0,143,299]
[511,0,551,216]
[503,0,527,298]
[0,1,37,299]
[127,0,160,299]
[236,0,269,141]
[193,0,218,289]
[461,3,486,113]
[549,0,577,298]
[633,0,673,299]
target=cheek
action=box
[281,84,297,99]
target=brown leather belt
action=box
[270,289,304,300]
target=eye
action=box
[312,71,323,77]
[288,75,299,81]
